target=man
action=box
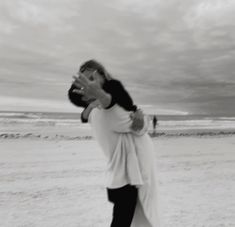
[68,60,160,227]
[153,115,158,134]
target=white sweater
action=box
[89,104,161,227]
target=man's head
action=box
[68,84,89,108]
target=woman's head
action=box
[79,59,112,85]
[68,59,112,108]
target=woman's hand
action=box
[72,71,102,99]
[130,109,145,131]
[72,72,111,108]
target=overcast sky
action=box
[0,0,234,115]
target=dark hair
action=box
[80,59,105,74]
[67,84,89,108]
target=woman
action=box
[68,60,160,227]
[68,60,143,130]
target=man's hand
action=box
[130,109,144,131]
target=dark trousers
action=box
[107,184,138,227]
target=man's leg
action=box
[107,184,138,227]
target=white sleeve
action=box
[104,105,149,135]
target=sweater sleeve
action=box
[103,80,137,112]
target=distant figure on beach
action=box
[153,115,158,133]
[68,60,160,227]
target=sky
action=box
[0,0,234,115]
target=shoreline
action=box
[1,129,235,140]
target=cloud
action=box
[0,0,234,114]
[139,104,189,115]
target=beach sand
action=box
[0,131,235,226]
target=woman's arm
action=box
[102,80,145,131]
[103,80,137,111]
[73,74,146,133]
[105,105,149,136]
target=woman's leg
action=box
[107,184,138,227]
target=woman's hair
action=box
[68,59,113,108]
[79,59,112,81]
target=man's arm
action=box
[81,100,100,123]
[106,105,149,136]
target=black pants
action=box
[107,184,138,227]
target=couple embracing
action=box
[68,60,161,227]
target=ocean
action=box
[1,111,235,131]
